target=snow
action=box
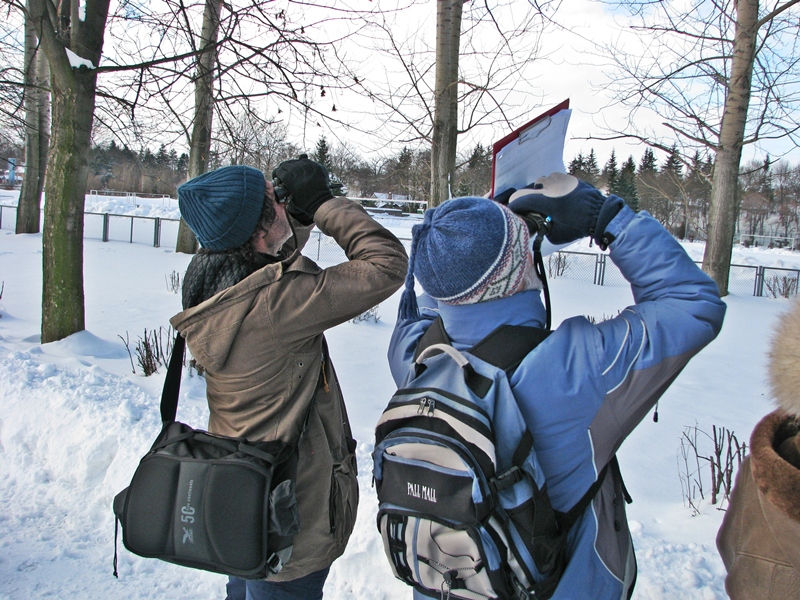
[65,48,96,70]
[0,202,795,599]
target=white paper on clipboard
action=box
[493,108,572,195]
[491,101,572,255]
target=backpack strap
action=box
[413,316,451,362]
[469,324,551,373]
[557,461,611,531]
[414,316,551,372]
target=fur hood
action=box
[769,299,800,416]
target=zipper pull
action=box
[418,398,428,414]
[427,399,436,416]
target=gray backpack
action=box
[373,318,608,599]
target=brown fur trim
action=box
[769,300,800,416]
[749,410,800,523]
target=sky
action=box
[1,192,799,598]
[300,0,800,170]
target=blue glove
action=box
[508,172,624,248]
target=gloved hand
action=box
[508,172,624,248]
[272,155,334,225]
[492,187,517,205]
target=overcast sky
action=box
[288,0,800,170]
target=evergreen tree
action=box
[661,145,683,177]
[568,152,586,178]
[614,155,639,211]
[638,148,657,175]
[313,136,332,170]
[601,150,618,193]
[636,147,668,226]
[585,149,601,186]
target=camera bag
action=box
[113,334,300,579]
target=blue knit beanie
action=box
[178,166,266,251]
[399,197,530,320]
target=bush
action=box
[351,305,380,324]
[678,423,748,515]
[764,274,799,299]
[547,253,570,278]
[119,326,177,376]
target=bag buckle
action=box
[491,466,523,493]
[267,553,284,574]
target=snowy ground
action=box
[0,193,796,599]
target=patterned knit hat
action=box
[399,197,530,320]
[178,165,266,251]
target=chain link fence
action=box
[2,203,798,299]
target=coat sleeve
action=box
[514,206,727,469]
[270,198,409,344]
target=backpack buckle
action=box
[508,572,532,599]
[491,466,523,493]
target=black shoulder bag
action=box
[113,334,300,579]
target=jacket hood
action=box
[769,300,800,416]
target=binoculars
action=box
[272,180,291,204]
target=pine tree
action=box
[638,148,657,175]
[614,156,639,211]
[661,145,683,177]
[313,136,332,170]
[585,149,601,186]
[636,147,664,223]
[601,150,618,193]
[568,152,586,178]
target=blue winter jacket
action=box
[388,206,726,599]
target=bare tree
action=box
[3,0,379,341]
[354,1,557,207]
[24,0,111,342]
[175,0,222,254]
[16,3,49,235]
[596,0,800,295]
[430,0,463,207]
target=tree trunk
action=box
[29,0,111,342]
[16,5,50,234]
[430,0,462,208]
[702,0,759,296]
[176,0,222,254]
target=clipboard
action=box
[491,99,571,198]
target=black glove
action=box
[508,172,624,248]
[492,187,517,205]
[272,155,334,226]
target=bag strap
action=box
[160,333,185,425]
[469,324,551,373]
[414,316,550,372]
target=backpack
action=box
[373,318,608,600]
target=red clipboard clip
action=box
[490,99,570,198]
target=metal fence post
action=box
[754,266,764,297]
[594,254,606,286]
[102,213,110,242]
[154,218,161,247]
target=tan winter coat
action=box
[170,198,408,581]
[717,300,800,599]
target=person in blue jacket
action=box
[388,173,726,599]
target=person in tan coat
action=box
[170,159,408,600]
[717,300,800,599]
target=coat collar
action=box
[437,289,546,350]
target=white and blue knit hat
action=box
[178,165,266,251]
[399,197,530,320]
